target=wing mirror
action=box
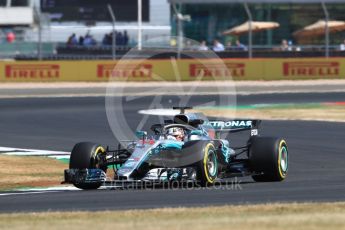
[190,119,204,127]
[135,131,147,139]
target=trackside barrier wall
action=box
[0,58,344,82]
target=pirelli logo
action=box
[283,62,340,77]
[5,64,60,79]
[189,63,245,78]
[97,64,153,78]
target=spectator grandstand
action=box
[0,0,170,59]
[1,0,345,59]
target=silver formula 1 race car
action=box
[63,107,288,189]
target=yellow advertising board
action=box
[0,58,344,82]
[264,58,345,80]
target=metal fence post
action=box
[138,0,142,51]
[107,4,116,60]
[244,3,253,59]
[321,1,329,58]
[173,4,183,59]
[34,5,42,60]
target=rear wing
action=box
[207,120,261,137]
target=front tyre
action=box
[249,137,288,182]
[196,143,218,187]
[69,142,107,189]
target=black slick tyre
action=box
[249,137,288,182]
[69,142,107,189]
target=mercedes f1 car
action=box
[63,107,288,189]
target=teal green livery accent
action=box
[159,141,184,150]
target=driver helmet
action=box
[167,127,185,140]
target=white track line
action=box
[0,146,70,159]
[0,191,60,196]
[17,186,80,192]
[1,89,345,99]
[0,186,81,196]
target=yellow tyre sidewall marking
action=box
[278,140,287,179]
[93,146,106,167]
[94,146,105,155]
[203,143,216,183]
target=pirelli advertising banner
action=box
[0,58,344,82]
[264,58,343,80]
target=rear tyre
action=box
[249,137,288,182]
[69,142,107,189]
[195,142,218,187]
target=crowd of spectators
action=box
[198,39,248,52]
[66,30,129,47]
[65,32,345,53]
[197,38,344,52]
[196,37,345,52]
[101,31,129,46]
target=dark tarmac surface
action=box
[0,92,344,212]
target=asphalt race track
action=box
[0,92,344,212]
